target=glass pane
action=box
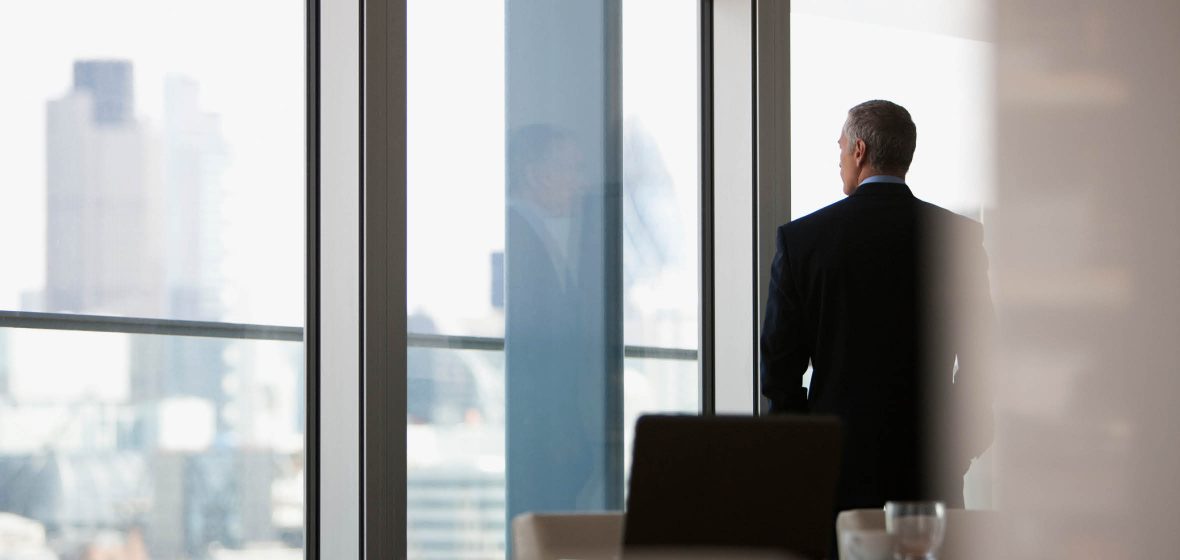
[407,347,505,558]
[406,0,698,557]
[789,4,994,220]
[0,328,304,559]
[0,0,305,326]
[0,1,305,558]
[788,0,995,505]
[622,0,700,351]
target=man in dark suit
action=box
[506,124,608,522]
[760,100,994,513]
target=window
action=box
[789,2,994,221]
[405,0,699,556]
[0,2,305,558]
[787,0,995,505]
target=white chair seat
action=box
[512,511,624,560]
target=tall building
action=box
[44,62,229,322]
[39,61,272,557]
[162,75,227,321]
[45,60,166,316]
[44,62,231,428]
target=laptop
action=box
[623,414,842,559]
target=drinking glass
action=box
[884,501,946,560]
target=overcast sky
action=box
[0,1,989,338]
[0,0,304,324]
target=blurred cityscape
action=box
[1,48,699,560]
[0,60,304,560]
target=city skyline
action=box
[0,58,305,559]
[1,2,703,559]
[0,0,305,327]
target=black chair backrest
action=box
[623,414,842,560]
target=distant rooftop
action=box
[73,60,134,126]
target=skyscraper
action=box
[45,59,166,316]
[41,61,257,556]
[162,75,227,321]
[44,60,235,445]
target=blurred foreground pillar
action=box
[994,1,1180,558]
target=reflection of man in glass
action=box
[506,124,606,516]
[761,101,994,515]
[507,125,586,288]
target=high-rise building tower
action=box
[37,60,279,558]
[162,75,227,321]
[45,59,166,316]
[45,60,235,444]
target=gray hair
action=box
[842,100,917,173]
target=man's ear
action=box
[853,138,867,166]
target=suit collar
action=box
[851,181,913,198]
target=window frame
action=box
[316,0,365,557]
[0,0,783,557]
[333,0,772,555]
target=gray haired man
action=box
[761,100,994,516]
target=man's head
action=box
[838,100,917,195]
[509,124,584,216]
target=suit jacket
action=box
[760,182,994,511]
[506,195,614,517]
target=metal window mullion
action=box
[710,0,756,415]
[318,0,363,556]
[754,0,791,415]
[699,0,716,415]
[362,0,407,557]
[305,0,322,556]
[0,310,302,341]
[0,311,696,362]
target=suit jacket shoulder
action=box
[780,196,855,236]
[776,196,859,260]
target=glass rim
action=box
[883,500,947,511]
[882,502,943,514]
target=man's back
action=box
[761,181,992,511]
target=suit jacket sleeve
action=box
[761,225,810,413]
